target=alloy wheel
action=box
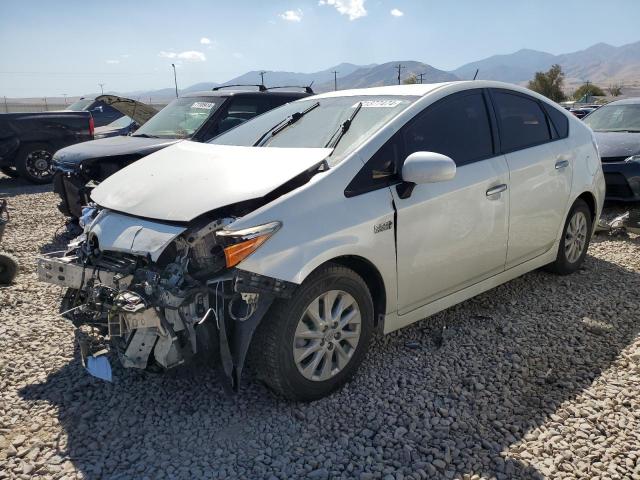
[25,150,53,180]
[293,290,362,382]
[565,210,588,263]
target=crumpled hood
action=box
[91,141,331,222]
[53,135,181,166]
[594,131,640,159]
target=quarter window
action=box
[542,103,569,139]
[492,91,552,151]
[403,91,494,166]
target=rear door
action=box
[489,89,572,268]
[391,89,510,314]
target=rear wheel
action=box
[0,166,19,178]
[15,143,55,184]
[253,263,374,401]
[546,199,592,275]
[0,253,18,284]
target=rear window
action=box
[543,103,569,138]
[492,90,551,152]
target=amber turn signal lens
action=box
[223,235,270,267]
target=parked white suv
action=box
[38,81,605,400]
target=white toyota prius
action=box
[38,81,605,400]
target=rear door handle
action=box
[486,184,508,197]
[555,159,570,169]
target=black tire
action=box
[0,253,18,284]
[0,166,20,178]
[546,199,592,275]
[252,263,374,401]
[15,143,55,184]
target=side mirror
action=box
[397,151,456,199]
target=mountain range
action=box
[108,40,640,101]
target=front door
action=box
[392,90,510,315]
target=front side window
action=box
[133,97,224,139]
[403,91,494,165]
[583,104,640,132]
[211,96,417,163]
[492,90,551,152]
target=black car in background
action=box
[65,97,124,127]
[53,86,311,219]
[93,116,139,139]
[583,97,640,201]
[0,111,93,183]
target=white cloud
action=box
[280,9,303,22]
[159,50,206,62]
[390,8,404,17]
[200,37,212,45]
[318,0,366,20]
[105,59,120,64]
[232,52,244,59]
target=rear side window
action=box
[542,103,569,138]
[492,90,551,152]
[403,91,494,166]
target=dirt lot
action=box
[0,175,639,480]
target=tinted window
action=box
[492,91,551,151]
[345,133,403,197]
[403,91,493,166]
[542,102,569,138]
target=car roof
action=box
[308,80,552,99]
[182,90,309,99]
[602,97,640,106]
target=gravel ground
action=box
[0,174,639,480]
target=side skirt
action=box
[382,243,559,334]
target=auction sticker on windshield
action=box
[191,102,215,110]
[357,100,406,108]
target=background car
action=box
[52,86,312,219]
[93,116,139,139]
[65,97,124,127]
[583,97,640,201]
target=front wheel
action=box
[546,199,592,275]
[0,253,18,284]
[252,263,374,401]
[15,143,55,184]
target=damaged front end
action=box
[37,207,294,392]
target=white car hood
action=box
[91,142,331,222]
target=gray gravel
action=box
[1,174,639,480]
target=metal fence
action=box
[2,99,169,113]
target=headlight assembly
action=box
[215,221,281,267]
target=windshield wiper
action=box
[132,133,159,138]
[324,102,363,153]
[253,102,320,147]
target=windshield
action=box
[66,99,94,111]
[133,97,223,139]
[211,96,416,160]
[583,104,640,132]
[107,115,133,128]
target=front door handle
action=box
[555,159,570,169]
[486,184,508,197]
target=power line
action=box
[417,72,427,84]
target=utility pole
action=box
[473,69,479,80]
[417,72,426,84]
[43,97,48,111]
[259,70,267,86]
[332,70,339,91]
[98,83,105,95]
[395,64,405,85]
[3,96,8,113]
[61,94,68,105]
[171,64,178,98]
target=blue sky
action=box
[2,0,640,97]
